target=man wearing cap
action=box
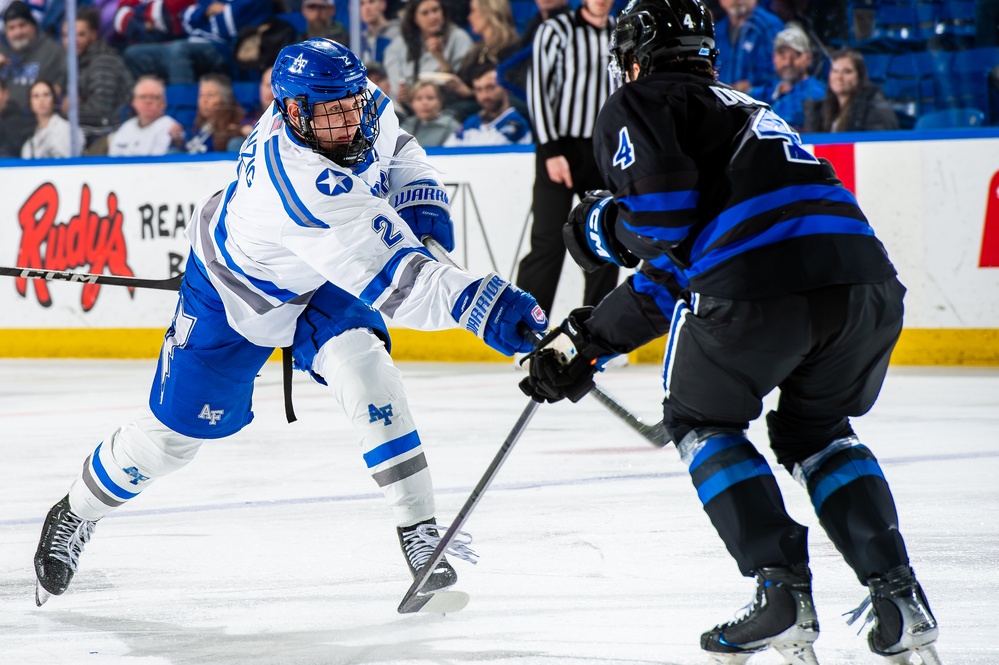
[300,0,348,44]
[0,0,67,109]
[749,25,826,131]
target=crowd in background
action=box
[1,0,999,159]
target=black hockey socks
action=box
[793,436,909,582]
[678,430,808,575]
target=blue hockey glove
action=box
[563,190,640,272]
[393,181,454,251]
[519,307,611,403]
[453,274,547,355]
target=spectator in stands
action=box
[185,72,245,153]
[300,0,348,43]
[108,75,185,156]
[383,0,473,109]
[444,62,531,146]
[495,0,569,102]
[112,0,192,47]
[749,24,825,131]
[229,65,274,151]
[442,0,519,120]
[714,0,784,92]
[21,79,84,158]
[0,1,66,109]
[0,0,44,29]
[400,79,460,146]
[125,1,272,85]
[0,75,34,156]
[61,8,134,154]
[360,0,400,65]
[804,49,899,133]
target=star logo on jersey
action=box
[288,54,308,74]
[316,169,353,196]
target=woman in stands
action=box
[186,73,246,153]
[441,0,519,120]
[804,49,899,133]
[382,0,473,110]
[21,80,85,159]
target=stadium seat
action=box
[233,82,261,114]
[914,107,985,129]
[883,51,938,116]
[165,83,199,132]
[936,0,976,38]
[947,48,999,122]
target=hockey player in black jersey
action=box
[518,0,942,663]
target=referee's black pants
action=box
[516,139,618,316]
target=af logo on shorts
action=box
[199,404,224,425]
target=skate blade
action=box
[35,580,51,607]
[884,643,942,665]
[399,590,469,614]
[706,652,758,664]
[775,642,820,665]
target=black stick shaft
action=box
[0,266,183,291]
[398,398,540,612]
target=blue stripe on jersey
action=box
[91,443,139,500]
[358,246,434,306]
[687,215,875,279]
[692,184,859,259]
[809,458,886,513]
[648,255,690,287]
[363,430,422,467]
[211,183,301,301]
[622,219,694,244]
[632,272,677,318]
[371,88,390,117]
[265,136,329,229]
[619,190,699,213]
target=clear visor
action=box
[608,57,626,93]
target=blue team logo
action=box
[613,126,635,170]
[316,169,353,196]
[368,403,393,426]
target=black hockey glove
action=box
[519,307,608,404]
[563,190,640,273]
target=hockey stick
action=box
[398,397,540,613]
[423,237,668,447]
[0,266,183,291]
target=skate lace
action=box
[718,580,766,629]
[48,514,96,572]
[843,596,874,634]
[402,523,478,569]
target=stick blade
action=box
[398,590,469,614]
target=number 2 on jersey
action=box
[372,214,404,248]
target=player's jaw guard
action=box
[271,38,380,167]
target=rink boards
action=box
[0,133,997,365]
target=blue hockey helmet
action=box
[610,0,717,83]
[271,38,380,166]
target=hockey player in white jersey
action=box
[33,38,548,607]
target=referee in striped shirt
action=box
[515,0,618,318]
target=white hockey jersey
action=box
[186,83,480,348]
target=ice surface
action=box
[1,359,997,664]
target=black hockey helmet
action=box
[610,0,717,82]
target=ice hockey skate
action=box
[34,495,97,607]
[846,565,941,665]
[397,517,459,592]
[700,565,820,665]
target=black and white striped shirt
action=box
[528,9,614,158]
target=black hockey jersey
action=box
[585,72,897,353]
